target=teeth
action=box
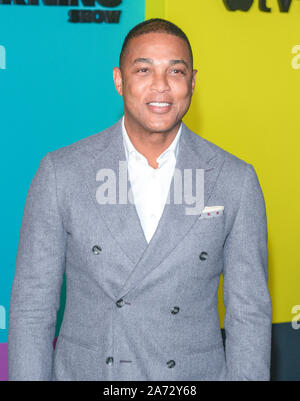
[149,102,171,107]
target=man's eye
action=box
[171,69,185,75]
[137,68,149,73]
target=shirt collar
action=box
[121,116,182,166]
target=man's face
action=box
[113,32,197,135]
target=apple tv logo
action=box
[0,45,6,70]
[223,0,293,12]
[223,0,254,11]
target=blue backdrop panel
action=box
[0,0,145,345]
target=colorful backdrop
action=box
[1,0,299,381]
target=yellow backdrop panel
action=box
[146,0,300,325]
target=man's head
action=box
[113,18,197,137]
[119,18,194,71]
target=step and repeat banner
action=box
[0,0,146,381]
[1,0,300,381]
[161,0,300,381]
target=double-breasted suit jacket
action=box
[8,118,272,381]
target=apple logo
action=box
[223,0,254,11]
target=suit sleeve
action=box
[8,152,67,381]
[222,163,272,381]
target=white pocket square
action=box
[202,206,224,213]
[199,206,224,219]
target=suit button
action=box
[167,360,176,368]
[116,299,125,308]
[199,251,208,261]
[92,245,102,255]
[106,356,113,365]
[171,306,180,314]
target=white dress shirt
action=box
[121,116,182,243]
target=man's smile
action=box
[146,101,173,113]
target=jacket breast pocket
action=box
[192,213,225,238]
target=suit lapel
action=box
[80,119,149,266]
[117,123,225,298]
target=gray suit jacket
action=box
[8,118,272,381]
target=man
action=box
[8,18,272,381]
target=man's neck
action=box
[123,117,181,168]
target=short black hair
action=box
[119,18,193,70]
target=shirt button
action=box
[171,306,180,314]
[116,299,125,308]
[106,356,114,365]
[199,251,208,261]
[166,360,176,368]
[92,245,102,255]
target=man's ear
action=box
[191,69,197,94]
[113,67,123,96]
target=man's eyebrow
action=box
[133,58,153,64]
[169,59,189,69]
[132,58,190,69]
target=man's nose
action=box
[150,73,170,92]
